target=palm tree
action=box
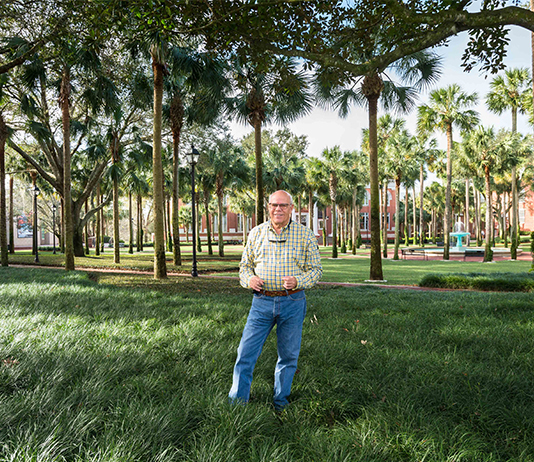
[321,146,348,259]
[418,84,479,259]
[228,58,312,224]
[167,47,229,266]
[204,143,249,257]
[303,157,328,235]
[384,129,418,259]
[0,74,9,266]
[317,51,441,279]
[462,127,518,261]
[486,68,531,259]
[149,43,168,279]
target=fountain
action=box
[450,221,470,250]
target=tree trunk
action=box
[129,192,134,254]
[0,114,8,266]
[443,122,453,260]
[9,176,14,254]
[112,150,120,264]
[308,190,314,231]
[203,193,213,256]
[394,178,401,260]
[137,194,142,252]
[84,199,89,255]
[331,200,337,258]
[381,182,387,258]
[218,192,224,257]
[172,140,181,265]
[484,167,494,261]
[465,178,470,246]
[166,195,172,252]
[95,182,101,256]
[363,73,384,280]
[196,199,202,253]
[152,59,167,279]
[419,164,425,247]
[404,186,409,245]
[254,119,264,224]
[412,185,417,247]
[61,66,75,270]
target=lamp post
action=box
[52,204,57,255]
[32,185,40,263]
[188,145,200,277]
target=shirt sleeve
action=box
[294,232,322,290]
[238,228,257,289]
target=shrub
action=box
[419,272,534,292]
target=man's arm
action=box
[294,234,322,290]
[239,228,259,289]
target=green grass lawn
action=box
[1,267,534,461]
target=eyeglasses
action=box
[269,203,291,210]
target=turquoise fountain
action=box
[450,221,470,250]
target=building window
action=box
[519,208,526,225]
[237,214,243,232]
[363,191,369,206]
[360,212,369,230]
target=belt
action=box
[254,289,303,297]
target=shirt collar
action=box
[268,218,292,235]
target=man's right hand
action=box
[249,276,264,292]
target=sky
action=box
[230,25,532,159]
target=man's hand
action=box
[249,276,264,292]
[282,276,297,290]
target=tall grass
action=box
[1,267,534,461]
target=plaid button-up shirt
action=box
[239,219,322,291]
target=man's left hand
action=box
[282,276,297,290]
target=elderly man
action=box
[229,190,322,411]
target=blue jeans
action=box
[229,290,307,410]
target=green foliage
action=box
[420,272,534,292]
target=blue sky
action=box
[231,25,532,158]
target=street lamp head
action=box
[52,204,57,213]
[189,145,200,166]
[32,185,40,197]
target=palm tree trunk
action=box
[204,194,213,256]
[364,79,384,280]
[419,165,425,247]
[443,123,453,260]
[151,58,167,279]
[9,176,14,254]
[85,199,90,255]
[484,167,494,261]
[394,178,401,260]
[112,165,120,264]
[382,182,388,258]
[0,114,8,266]
[465,178,470,246]
[245,209,247,247]
[411,185,417,246]
[129,192,134,254]
[95,182,101,256]
[254,119,264,224]
[218,193,224,257]
[172,141,181,265]
[404,187,409,245]
[308,190,314,231]
[61,66,75,271]
[331,200,337,258]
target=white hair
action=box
[268,190,293,205]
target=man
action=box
[229,190,322,411]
